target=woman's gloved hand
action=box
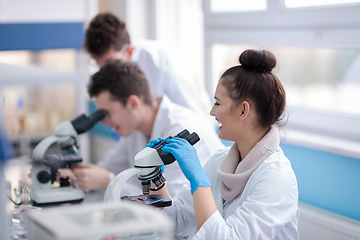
[162,137,211,194]
[146,137,165,173]
[146,137,165,148]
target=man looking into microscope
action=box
[71,60,224,197]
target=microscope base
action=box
[30,187,84,206]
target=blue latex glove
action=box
[146,137,165,173]
[162,137,211,194]
[146,137,165,148]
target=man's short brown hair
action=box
[84,12,130,58]
[88,60,153,106]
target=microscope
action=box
[104,129,199,207]
[30,110,105,205]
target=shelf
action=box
[0,63,82,86]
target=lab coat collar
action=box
[217,126,280,201]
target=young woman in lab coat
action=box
[149,49,299,239]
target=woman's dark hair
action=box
[220,49,286,129]
[88,60,152,106]
[84,12,130,58]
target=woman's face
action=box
[210,81,241,141]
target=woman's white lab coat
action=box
[97,96,224,197]
[163,146,299,240]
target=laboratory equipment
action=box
[11,206,41,240]
[26,201,174,240]
[30,110,105,205]
[104,129,199,207]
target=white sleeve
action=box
[97,138,131,175]
[191,165,298,240]
[162,149,228,238]
[162,184,197,238]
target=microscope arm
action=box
[104,168,141,203]
[32,135,59,160]
[32,120,79,161]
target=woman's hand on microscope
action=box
[146,137,165,148]
[71,164,111,191]
[161,137,211,194]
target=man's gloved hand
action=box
[146,137,165,173]
[162,137,211,194]
[71,164,111,191]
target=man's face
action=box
[93,45,131,67]
[94,91,137,137]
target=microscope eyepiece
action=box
[71,110,105,134]
[152,129,200,165]
[88,110,106,124]
[185,132,200,146]
[175,129,190,139]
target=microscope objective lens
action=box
[142,181,150,195]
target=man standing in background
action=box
[84,12,213,122]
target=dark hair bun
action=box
[239,49,276,73]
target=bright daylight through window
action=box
[284,0,360,8]
[211,0,266,12]
[212,44,360,115]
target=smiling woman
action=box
[209,49,286,166]
[154,49,298,240]
[203,1,360,234]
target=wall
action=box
[281,143,360,221]
[0,0,87,51]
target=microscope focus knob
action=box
[37,170,51,184]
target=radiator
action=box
[298,202,360,240]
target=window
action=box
[204,0,360,146]
[211,0,266,12]
[212,44,360,115]
[284,0,360,8]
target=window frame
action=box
[203,0,360,144]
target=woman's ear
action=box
[127,95,140,110]
[239,101,251,119]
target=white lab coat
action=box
[163,146,299,240]
[97,96,224,197]
[131,39,213,122]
